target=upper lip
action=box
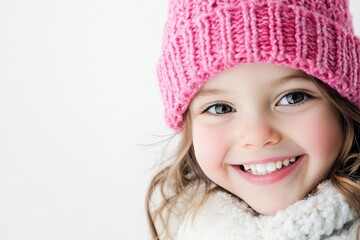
[232,155,299,165]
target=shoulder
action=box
[176,190,257,239]
[152,184,223,239]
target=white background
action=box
[0,1,359,239]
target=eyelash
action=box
[200,90,314,116]
[201,103,236,116]
[276,90,313,106]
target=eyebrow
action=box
[193,89,228,98]
[194,71,311,99]
[271,72,311,87]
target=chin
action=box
[248,198,300,216]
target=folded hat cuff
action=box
[158,1,360,131]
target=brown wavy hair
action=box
[145,76,360,239]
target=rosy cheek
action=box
[309,126,338,148]
[192,123,228,169]
[292,106,342,166]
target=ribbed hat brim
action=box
[158,1,360,130]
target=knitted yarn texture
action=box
[157,0,360,130]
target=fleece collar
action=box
[176,181,359,240]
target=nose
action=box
[237,118,281,149]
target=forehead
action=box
[195,64,309,95]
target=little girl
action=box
[146,0,360,239]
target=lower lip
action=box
[232,155,304,185]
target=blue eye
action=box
[205,104,235,115]
[277,91,310,106]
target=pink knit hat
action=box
[157,0,360,131]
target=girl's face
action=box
[189,63,342,215]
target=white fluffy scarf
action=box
[174,181,359,240]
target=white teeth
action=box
[266,162,276,173]
[256,164,266,174]
[242,157,297,175]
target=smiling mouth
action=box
[238,156,301,176]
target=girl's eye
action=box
[205,104,235,115]
[277,91,310,106]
